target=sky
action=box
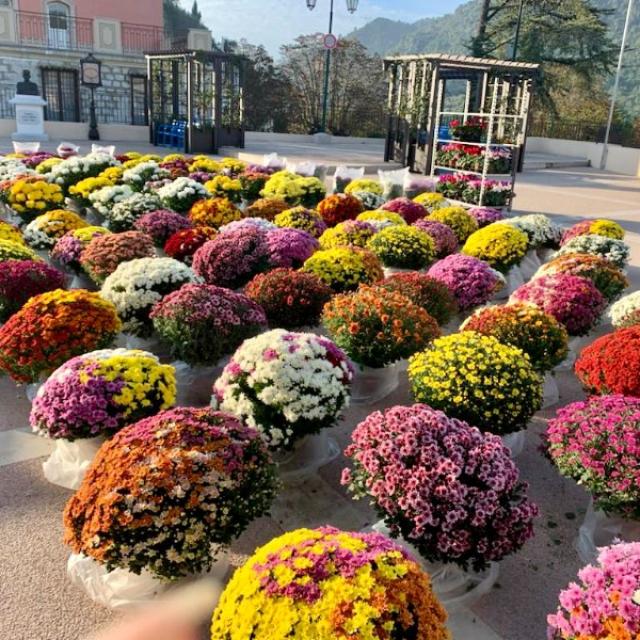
[195,0,468,55]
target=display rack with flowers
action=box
[265,227,318,268]
[609,290,640,329]
[245,268,332,330]
[427,205,478,243]
[68,176,115,208]
[88,184,134,217]
[412,219,459,258]
[157,177,208,213]
[367,225,436,272]
[302,246,383,293]
[343,404,537,594]
[213,329,352,466]
[211,526,449,640]
[163,226,217,265]
[192,227,270,289]
[449,116,486,142]
[545,395,640,562]
[203,175,242,202]
[104,192,162,232]
[0,238,39,263]
[427,253,504,311]
[151,283,267,404]
[323,286,439,402]
[575,327,640,398]
[244,197,289,221]
[0,259,66,322]
[554,234,630,269]
[561,218,625,245]
[122,161,170,190]
[343,178,383,195]
[23,210,88,250]
[260,171,326,207]
[436,173,513,208]
[101,257,197,338]
[80,231,156,284]
[535,253,628,304]
[547,542,640,639]
[318,219,376,249]
[273,206,327,237]
[133,209,192,247]
[462,222,528,280]
[380,197,427,224]
[6,178,64,223]
[409,331,543,435]
[0,289,121,383]
[316,193,364,227]
[63,407,277,607]
[187,197,241,229]
[31,348,176,489]
[510,273,606,337]
[355,210,406,232]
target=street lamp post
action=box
[600,0,635,170]
[307,0,359,133]
[80,53,102,141]
[512,0,525,61]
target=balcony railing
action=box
[8,10,170,55]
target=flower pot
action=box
[371,520,499,612]
[576,498,640,565]
[273,430,340,482]
[350,361,401,404]
[542,372,560,409]
[84,207,103,226]
[501,431,525,458]
[382,266,414,278]
[115,333,170,358]
[34,248,50,262]
[173,358,230,407]
[68,272,96,291]
[67,549,230,610]
[25,381,43,403]
[42,436,105,489]
[492,267,523,300]
[519,249,541,281]
[555,334,593,372]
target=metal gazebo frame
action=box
[384,54,540,208]
[145,49,245,154]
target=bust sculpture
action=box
[16,70,39,96]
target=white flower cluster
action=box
[122,161,170,188]
[48,153,117,186]
[157,177,208,208]
[218,217,277,234]
[609,291,640,329]
[106,192,161,231]
[0,157,35,180]
[213,329,353,449]
[89,184,135,216]
[101,257,198,336]
[23,217,55,249]
[554,234,630,269]
[503,214,563,249]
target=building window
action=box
[47,2,70,48]
[41,68,80,122]
[130,75,148,126]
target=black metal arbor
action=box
[146,49,245,153]
[384,54,539,176]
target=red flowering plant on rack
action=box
[449,116,486,142]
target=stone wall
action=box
[0,47,146,125]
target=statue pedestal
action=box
[10,94,48,142]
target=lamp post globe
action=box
[346,0,359,13]
[306,0,317,9]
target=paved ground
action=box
[0,163,639,640]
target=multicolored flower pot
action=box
[576,498,640,565]
[66,549,230,609]
[371,520,500,612]
[350,361,401,404]
[42,436,105,489]
[273,430,340,482]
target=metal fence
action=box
[530,118,640,149]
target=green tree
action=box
[190,0,202,23]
